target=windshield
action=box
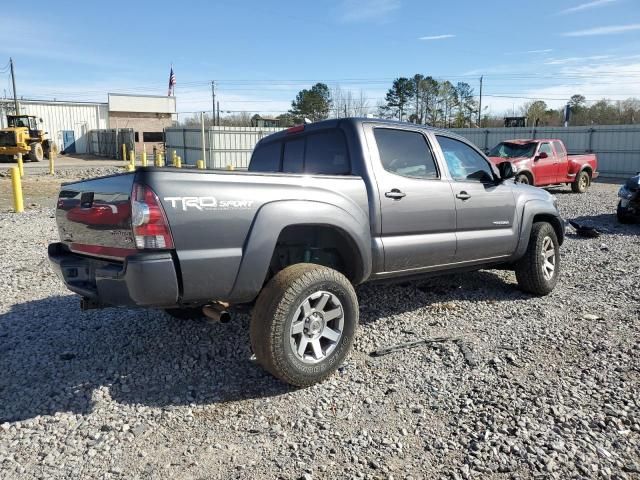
[8,116,36,129]
[488,142,537,159]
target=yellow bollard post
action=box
[129,150,136,169]
[141,144,147,167]
[226,164,235,171]
[196,159,204,169]
[172,150,177,166]
[49,154,55,175]
[175,156,182,168]
[122,144,127,162]
[11,166,24,213]
[159,152,165,167]
[17,153,24,178]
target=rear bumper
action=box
[48,242,179,307]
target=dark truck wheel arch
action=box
[226,199,372,304]
[269,224,363,284]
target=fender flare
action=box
[227,199,372,303]
[513,199,565,260]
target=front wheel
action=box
[571,170,590,193]
[515,173,531,185]
[250,263,358,387]
[617,201,634,224]
[515,222,560,295]
[29,143,44,162]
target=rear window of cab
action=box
[249,129,351,175]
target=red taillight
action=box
[131,183,174,250]
[286,125,305,134]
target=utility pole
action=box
[211,80,216,127]
[10,57,19,115]
[477,75,483,128]
[216,101,220,126]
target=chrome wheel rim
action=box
[289,291,344,364]
[541,236,556,281]
[580,174,588,190]
[517,175,529,185]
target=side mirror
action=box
[497,161,515,180]
[536,151,548,160]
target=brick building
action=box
[108,94,176,152]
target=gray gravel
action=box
[0,166,122,180]
[0,181,638,479]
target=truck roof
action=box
[500,139,560,144]
[261,117,468,143]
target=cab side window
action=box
[437,135,495,183]
[374,128,439,179]
[282,138,305,173]
[539,143,553,156]
[552,141,565,156]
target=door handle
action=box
[456,191,471,200]
[385,189,406,200]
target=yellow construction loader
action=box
[0,115,58,162]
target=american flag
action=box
[167,66,176,96]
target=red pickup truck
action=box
[488,139,598,193]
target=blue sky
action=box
[1,0,639,117]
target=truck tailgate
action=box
[56,172,136,259]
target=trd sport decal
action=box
[163,196,254,211]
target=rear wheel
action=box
[29,143,44,162]
[250,263,358,387]
[515,173,531,185]
[515,222,560,295]
[571,170,590,193]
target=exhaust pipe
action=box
[203,303,231,323]
[80,297,102,311]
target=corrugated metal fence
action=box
[88,129,135,159]
[450,125,640,176]
[163,124,640,175]
[165,126,284,169]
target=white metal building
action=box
[0,94,176,155]
[0,99,108,154]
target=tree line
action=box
[179,80,640,128]
[512,95,640,127]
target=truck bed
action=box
[53,168,370,305]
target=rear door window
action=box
[249,141,281,172]
[374,128,439,179]
[552,141,566,156]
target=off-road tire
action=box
[571,170,590,193]
[250,263,358,387]
[164,307,204,320]
[617,201,634,224]
[44,140,59,159]
[515,222,560,295]
[29,143,44,162]
[515,173,531,185]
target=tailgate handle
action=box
[385,189,406,200]
[80,192,94,208]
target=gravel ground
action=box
[0,179,638,479]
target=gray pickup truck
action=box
[49,118,564,386]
